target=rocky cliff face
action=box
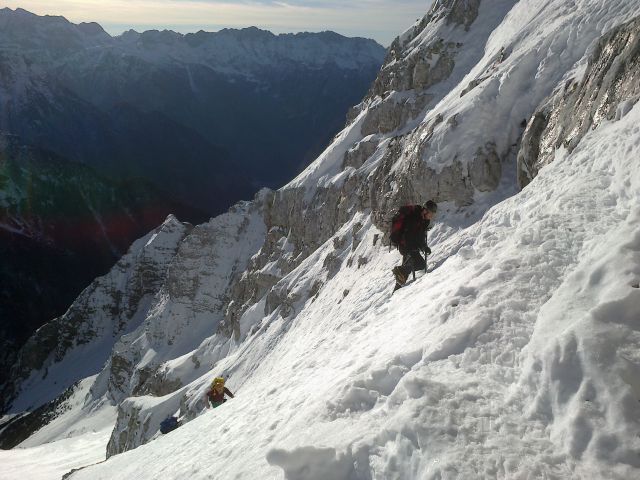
[518,16,640,186]
[339,0,519,219]
[97,200,267,406]
[0,7,384,394]
[83,0,526,454]
[1,215,191,413]
[366,0,479,101]
[0,134,202,392]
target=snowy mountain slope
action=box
[289,0,640,211]
[1,215,192,416]
[66,97,640,479]
[0,7,384,402]
[0,134,203,395]
[2,0,640,478]
[0,375,115,451]
[0,424,110,480]
[93,200,268,407]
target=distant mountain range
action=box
[0,7,385,214]
[0,8,386,383]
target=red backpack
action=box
[389,205,418,246]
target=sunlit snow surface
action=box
[3,0,640,478]
[58,91,640,480]
[0,378,114,479]
[0,429,110,480]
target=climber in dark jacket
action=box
[391,200,437,290]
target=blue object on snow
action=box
[160,416,180,434]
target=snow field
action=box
[0,428,111,480]
[7,215,190,413]
[65,102,640,480]
[3,1,640,478]
[0,376,115,480]
[16,376,116,449]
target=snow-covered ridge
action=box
[63,92,640,480]
[0,133,201,397]
[2,1,640,478]
[1,215,191,415]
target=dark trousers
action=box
[398,249,426,277]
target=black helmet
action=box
[424,200,437,213]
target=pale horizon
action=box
[2,1,433,47]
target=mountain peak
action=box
[0,7,111,51]
[12,7,69,24]
[218,26,277,40]
[77,21,107,36]
[7,7,36,17]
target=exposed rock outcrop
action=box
[0,216,191,413]
[106,395,178,458]
[470,142,502,192]
[369,38,459,99]
[368,0,479,100]
[342,139,379,170]
[99,200,267,404]
[360,93,433,136]
[346,0,479,126]
[518,16,640,186]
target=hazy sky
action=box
[4,1,432,46]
